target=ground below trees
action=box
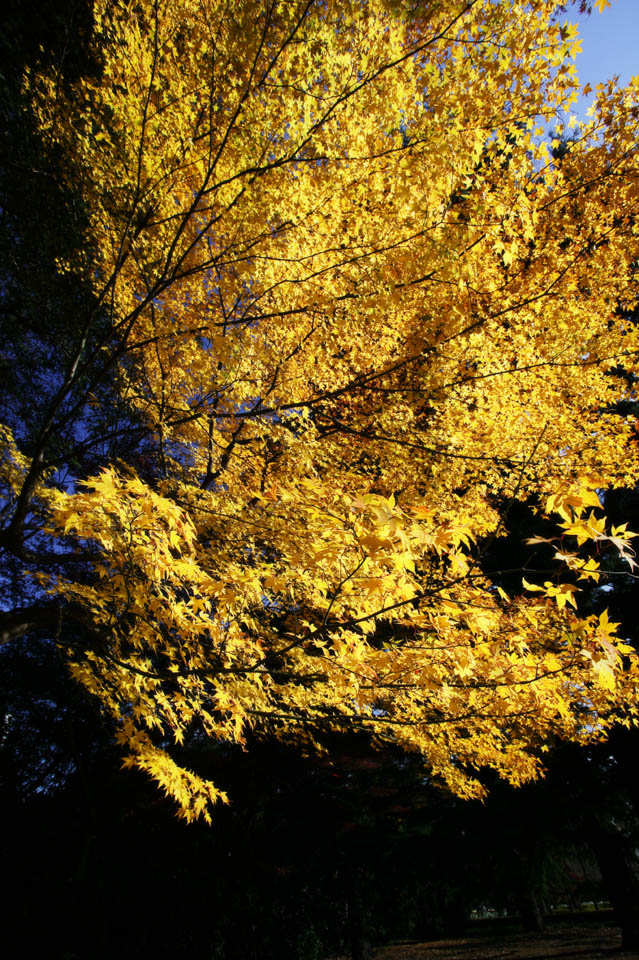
[370,915,639,960]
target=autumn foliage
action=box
[2,0,639,820]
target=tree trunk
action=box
[345,863,373,960]
[519,884,544,933]
[514,846,544,933]
[590,828,639,950]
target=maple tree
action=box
[2,0,639,822]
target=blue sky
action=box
[572,0,639,118]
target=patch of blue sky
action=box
[164,436,197,469]
[571,0,639,122]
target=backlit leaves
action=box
[3,0,639,819]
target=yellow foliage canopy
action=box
[2,0,639,820]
